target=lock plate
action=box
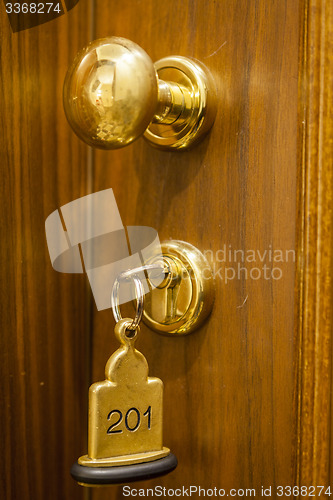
[143,240,215,335]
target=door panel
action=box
[90,0,299,497]
[0,2,92,499]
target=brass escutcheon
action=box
[143,240,215,335]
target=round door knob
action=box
[63,37,217,151]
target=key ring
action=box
[111,262,170,330]
[111,275,144,330]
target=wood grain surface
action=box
[2,1,331,498]
[295,0,333,489]
[90,1,300,498]
[0,1,93,499]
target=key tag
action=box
[71,274,177,486]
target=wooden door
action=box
[1,0,332,499]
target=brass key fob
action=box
[71,318,177,486]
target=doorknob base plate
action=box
[144,57,217,150]
[143,240,215,335]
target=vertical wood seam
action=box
[295,0,333,488]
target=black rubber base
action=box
[71,453,178,485]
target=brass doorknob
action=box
[63,37,217,151]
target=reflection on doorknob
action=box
[63,37,217,151]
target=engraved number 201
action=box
[107,406,151,434]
